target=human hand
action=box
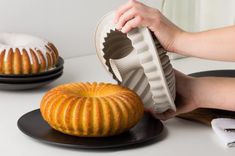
[151,70,199,120]
[114,0,184,52]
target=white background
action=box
[0,0,162,59]
[0,0,234,59]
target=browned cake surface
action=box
[40,82,144,137]
[0,42,58,75]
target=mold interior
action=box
[102,29,134,82]
[101,29,175,111]
[103,29,133,59]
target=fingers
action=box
[152,109,177,121]
[114,0,138,23]
[114,0,162,34]
[116,8,137,30]
[121,16,142,33]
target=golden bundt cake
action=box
[40,82,144,137]
[0,33,59,75]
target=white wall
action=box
[196,0,235,30]
[163,0,235,32]
[0,0,163,59]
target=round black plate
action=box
[17,109,164,149]
[189,70,235,78]
[0,57,64,78]
[0,72,62,90]
[0,68,63,83]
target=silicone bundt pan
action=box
[95,12,176,113]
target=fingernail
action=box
[121,28,126,33]
[115,25,121,30]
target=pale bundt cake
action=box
[40,82,144,137]
[0,33,59,75]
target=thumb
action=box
[150,109,177,121]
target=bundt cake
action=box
[0,33,59,75]
[40,82,144,137]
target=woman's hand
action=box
[152,70,235,120]
[114,0,184,52]
[151,70,199,120]
[115,0,235,61]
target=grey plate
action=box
[0,72,62,90]
[189,70,235,78]
[0,68,63,83]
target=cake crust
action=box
[0,33,59,75]
[40,82,144,137]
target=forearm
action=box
[192,77,235,111]
[175,26,235,61]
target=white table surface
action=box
[1,54,235,156]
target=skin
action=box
[114,0,235,120]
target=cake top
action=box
[0,32,49,53]
[0,32,58,67]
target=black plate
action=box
[0,72,62,90]
[0,57,64,78]
[0,68,63,83]
[17,109,164,149]
[189,70,235,77]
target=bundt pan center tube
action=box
[95,12,176,114]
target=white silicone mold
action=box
[95,12,176,113]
